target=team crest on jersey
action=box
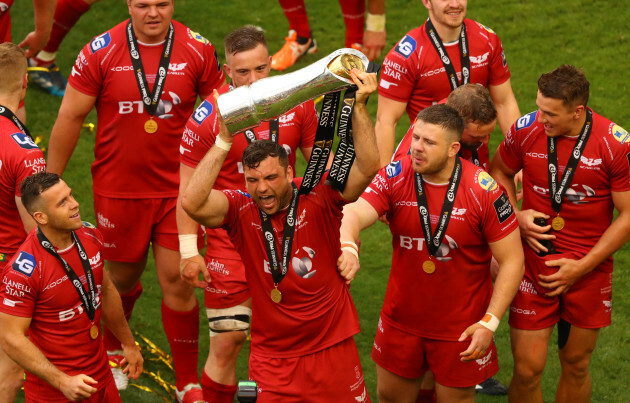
[12,252,37,277]
[279,112,295,124]
[395,35,417,58]
[90,32,111,53]
[192,100,213,125]
[611,124,630,144]
[386,160,402,178]
[11,133,39,150]
[477,171,498,193]
[516,111,537,130]
[187,28,209,45]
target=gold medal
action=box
[270,288,282,303]
[422,260,436,274]
[89,325,99,340]
[144,118,158,134]
[551,216,565,231]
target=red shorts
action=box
[203,256,250,309]
[25,371,120,402]
[372,316,499,388]
[249,337,370,402]
[93,195,203,262]
[509,249,612,330]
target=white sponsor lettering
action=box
[510,307,536,315]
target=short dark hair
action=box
[416,104,465,141]
[224,25,267,60]
[538,64,589,108]
[21,172,61,214]
[242,140,289,170]
[447,83,497,125]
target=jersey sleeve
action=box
[378,31,419,103]
[68,40,105,97]
[12,145,45,197]
[498,111,537,172]
[196,38,225,98]
[220,189,252,234]
[360,165,393,217]
[180,98,218,167]
[474,170,519,243]
[0,251,40,318]
[605,122,630,192]
[298,100,318,151]
[477,22,511,86]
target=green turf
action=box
[10,0,630,402]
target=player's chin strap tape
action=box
[208,314,251,334]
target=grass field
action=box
[10,0,630,402]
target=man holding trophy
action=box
[177,25,319,402]
[181,51,379,401]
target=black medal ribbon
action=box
[459,148,481,168]
[547,109,593,215]
[327,87,357,191]
[299,91,339,196]
[258,183,300,288]
[126,19,174,117]
[0,104,33,140]
[37,230,97,321]
[414,155,462,257]
[244,119,279,144]
[425,19,470,91]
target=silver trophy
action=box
[217,48,369,134]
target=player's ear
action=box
[448,141,461,158]
[32,211,47,226]
[286,165,294,182]
[573,104,585,120]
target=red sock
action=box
[416,388,437,403]
[201,370,237,403]
[339,0,365,46]
[43,0,92,54]
[162,300,200,390]
[103,282,142,352]
[278,0,310,38]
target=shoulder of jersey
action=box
[7,131,40,150]
[391,27,423,60]
[88,25,119,55]
[384,158,409,179]
[606,120,630,146]
[470,19,498,36]
[472,168,501,194]
[191,99,215,126]
[514,110,538,132]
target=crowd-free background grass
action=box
[11,1,630,401]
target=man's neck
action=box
[567,111,588,138]
[40,226,74,250]
[0,95,21,116]
[422,158,456,185]
[430,18,463,43]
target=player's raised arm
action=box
[340,69,380,202]
[182,94,231,229]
